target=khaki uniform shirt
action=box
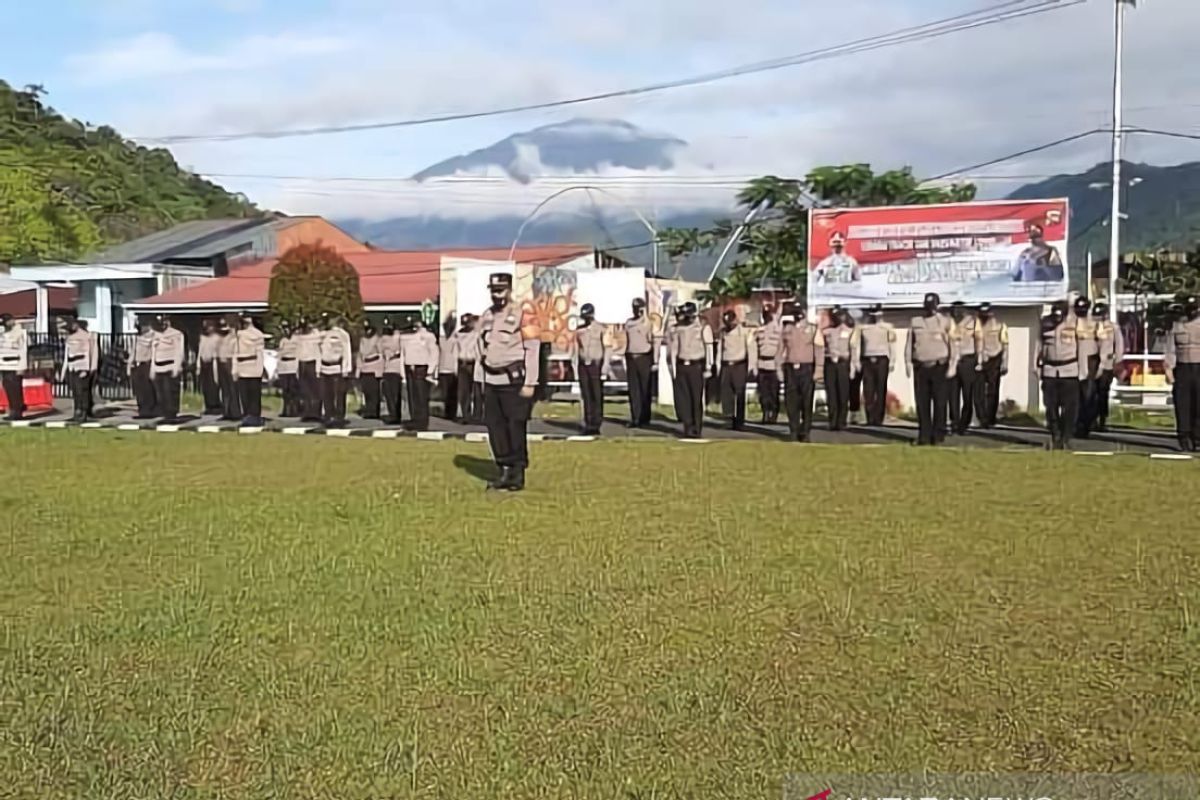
[276,335,299,376]
[823,324,859,375]
[197,333,221,364]
[64,329,99,373]
[1038,318,1084,379]
[400,329,439,371]
[754,319,783,370]
[623,316,656,356]
[952,317,978,358]
[358,334,385,378]
[574,323,608,371]
[317,327,353,376]
[216,332,236,362]
[382,332,404,375]
[718,325,758,373]
[232,325,265,379]
[476,302,540,387]
[295,330,322,363]
[152,328,185,375]
[132,331,155,366]
[0,326,28,373]
[1096,320,1124,372]
[1165,317,1200,372]
[858,322,897,361]
[668,320,713,368]
[906,313,958,373]
[453,329,480,364]
[977,318,1010,372]
[1075,316,1100,361]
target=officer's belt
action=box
[1,355,19,361]
[280,356,297,362]
[626,350,652,358]
[916,359,948,367]
[154,360,174,367]
[722,359,748,366]
[864,355,889,361]
[482,360,524,377]
[677,359,702,366]
[321,359,342,366]
[787,361,815,367]
[1043,358,1076,367]
[362,354,381,362]
[67,353,86,361]
[238,355,258,363]
[458,358,477,365]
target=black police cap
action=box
[978,302,993,313]
[488,273,512,289]
[580,303,596,315]
[632,297,647,309]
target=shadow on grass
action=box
[452,454,498,484]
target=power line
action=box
[135,0,1085,144]
[922,128,1108,182]
[1128,127,1200,142]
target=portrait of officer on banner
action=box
[1011,219,1064,283]
[814,231,862,286]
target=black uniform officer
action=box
[906,292,958,446]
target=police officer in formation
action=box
[151,315,185,422]
[357,319,384,420]
[822,307,858,432]
[126,318,156,418]
[571,303,610,435]
[906,293,958,446]
[946,301,979,435]
[0,314,28,421]
[445,314,482,425]
[197,319,222,415]
[856,304,896,427]
[974,303,1008,429]
[231,312,265,427]
[754,304,783,424]
[717,309,756,431]
[275,320,301,418]
[1071,296,1102,439]
[216,318,240,421]
[380,318,405,425]
[623,297,658,429]
[779,300,823,442]
[317,313,353,428]
[1036,301,1085,450]
[1088,301,1123,433]
[668,301,713,439]
[295,317,322,422]
[435,318,461,422]
[61,318,98,421]
[1165,295,1200,452]
[476,273,540,491]
[400,319,439,432]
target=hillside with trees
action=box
[0,80,259,265]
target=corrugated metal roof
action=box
[87,218,275,264]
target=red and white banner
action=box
[807,199,1070,307]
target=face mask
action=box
[491,291,507,308]
[924,301,938,314]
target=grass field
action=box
[2,430,1198,798]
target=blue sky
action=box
[2,0,1197,221]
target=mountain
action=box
[0,81,258,265]
[1008,160,1200,259]
[412,118,688,183]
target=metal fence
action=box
[25,333,213,402]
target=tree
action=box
[267,243,365,338]
[659,165,977,301]
[1120,248,1200,333]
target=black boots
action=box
[486,466,526,492]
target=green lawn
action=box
[2,431,1198,798]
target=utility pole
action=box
[1107,0,1132,321]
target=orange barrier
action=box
[0,378,55,413]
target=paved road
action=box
[6,402,1187,457]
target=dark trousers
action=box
[579,362,604,433]
[1077,355,1101,435]
[154,372,181,420]
[437,372,457,421]
[861,356,890,426]
[131,362,155,418]
[320,373,346,423]
[950,354,978,434]
[405,366,431,431]
[383,374,403,423]
[914,361,949,445]
[824,359,851,431]
[278,373,300,417]
[69,370,93,419]
[719,361,748,428]
[849,371,863,415]
[199,360,221,413]
[299,361,320,421]
[1174,363,1200,448]
[359,374,382,419]
[625,352,653,426]
[1094,370,1115,429]
[217,360,240,420]
[457,363,481,424]
[484,383,532,469]
[1043,375,1080,448]
[238,378,262,421]
[757,368,781,423]
[674,360,705,438]
[975,355,1003,427]
[3,372,24,420]
[784,363,816,441]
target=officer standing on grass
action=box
[906,293,958,446]
[717,309,756,431]
[452,314,483,425]
[1089,301,1124,433]
[0,314,28,421]
[357,319,383,420]
[754,304,783,424]
[295,317,322,422]
[476,273,540,492]
[127,318,157,418]
[233,312,266,427]
[151,315,185,423]
[947,301,979,435]
[1165,295,1200,452]
[317,313,353,428]
[275,321,300,418]
[197,319,222,415]
[668,301,713,439]
[571,303,609,436]
[857,304,896,427]
[62,317,98,422]
[400,319,439,432]
[623,297,656,429]
[1036,302,1085,451]
[1071,296,1101,439]
[380,318,404,425]
[974,304,1008,428]
[822,307,858,432]
[779,301,824,443]
[216,318,240,421]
